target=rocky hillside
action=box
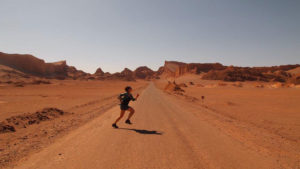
[134,66,155,79]
[0,51,159,82]
[0,52,91,80]
[162,60,300,83]
[202,65,300,83]
[163,61,225,77]
[2,51,298,83]
[0,52,67,79]
[93,66,156,81]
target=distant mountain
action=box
[162,61,226,77]
[162,60,300,84]
[0,52,160,81]
[94,68,104,76]
[0,52,92,80]
[1,51,299,84]
[133,66,155,79]
[93,66,157,81]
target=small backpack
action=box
[118,93,126,103]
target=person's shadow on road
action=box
[118,128,163,135]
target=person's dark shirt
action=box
[119,92,136,106]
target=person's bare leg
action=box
[127,107,135,121]
[114,110,125,124]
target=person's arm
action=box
[131,94,139,101]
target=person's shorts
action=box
[120,104,131,110]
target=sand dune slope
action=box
[13,83,287,169]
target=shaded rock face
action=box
[202,66,299,82]
[287,75,300,85]
[134,66,155,79]
[0,52,93,80]
[104,72,111,76]
[162,60,300,84]
[93,66,156,81]
[93,68,135,81]
[119,68,135,81]
[0,51,156,81]
[0,52,68,79]
[94,68,104,76]
[255,65,300,72]
[163,61,225,77]
[288,67,300,76]
[0,65,30,80]
[67,66,91,80]
[0,64,53,87]
[156,66,165,76]
[121,68,133,76]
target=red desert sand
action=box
[0,52,300,169]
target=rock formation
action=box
[163,61,225,77]
[156,66,165,76]
[0,52,68,79]
[0,52,92,80]
[2,51,299,83]
[202,65,299,82]
[94,68,104,76]
[161,60,300,84]
[120,68,135,81]
[133,66,155,79]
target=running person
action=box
[112,86,139,128]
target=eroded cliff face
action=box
[92,66,156,81]
[162,60,300,83]
[156,66,165,76]
[202,65,300,83]
[119,68,135,81]
[0,52,68,79]
[94,68,104,76]
[3,51,298,83]
[133,66,155,79]
[0,52,94,80]
[121,68,133,77]
[163,61,225,77]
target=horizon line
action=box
[1,51,299,74]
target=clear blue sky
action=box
[0,0,299,73]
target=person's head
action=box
[125,86,132,93]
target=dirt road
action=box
[13,83,284,169]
